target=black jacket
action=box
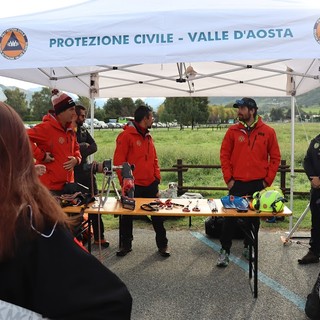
[0,225,132,319]
[75,125,97,168]
[303,134,320,179]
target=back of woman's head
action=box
[0,102,36,198]
[0,102,68,260]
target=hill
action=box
[208,87,320,110]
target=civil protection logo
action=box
[0,28,28,60]
[314,18,320,44]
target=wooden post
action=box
[177,159,184,196]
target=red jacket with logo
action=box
[113,122,161,186]
[220,117,281,186]
[28,114,81,191]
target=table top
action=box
[64,197,292,217]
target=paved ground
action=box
[91,227,316,320]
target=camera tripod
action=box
[98,171,121,206]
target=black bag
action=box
[62,182,81,194]
[205,217,224,238]
[204,216,245,239]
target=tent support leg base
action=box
[281,203,310,244]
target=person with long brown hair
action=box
[0,101,132,319]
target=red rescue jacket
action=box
[28,114,81,191]
[220,117,281,186]
[113,122,161,186]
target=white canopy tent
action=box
[0,0,319,99]
[0,0,320,216]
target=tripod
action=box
[281,203,310,244]
[98,171,121,206]
[92,162,135,253]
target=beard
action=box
[238,113,250,122]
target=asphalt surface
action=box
[91,226,316,320]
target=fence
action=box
[160,159,308,197]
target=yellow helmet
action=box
[252,187,286,213]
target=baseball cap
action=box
[233,97,258,110]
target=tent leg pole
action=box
[289,95,295,231]
[282,203,310,243]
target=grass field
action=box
[92,121,318,232]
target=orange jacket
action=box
[28,114,81,191]
[220,117,281,186]
[113,122,161,186]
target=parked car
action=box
[96,120,108,129]
[83,122,90,129]
[107,122,117,128]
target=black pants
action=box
[309,188,320,256]
[220,179,264,253]
[119,180,168,249]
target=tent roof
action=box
[0,0,319,98]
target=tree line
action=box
[4,87,311,125]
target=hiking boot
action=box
[158,246,171,257]
[217,249,229,267]
[116,247,132,257]
[242,247,253,261]
[298,250,319,265]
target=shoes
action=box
[242,247,254,261]
[217,248,229,267]
[298,250,319,265]
[94,239,110,248]
[116,247,132,257]
[158,246,171,257]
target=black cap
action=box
[233,97,258,110]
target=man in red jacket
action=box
[28,89,81,194]
[217,97,281,267]
[113,105,170,257]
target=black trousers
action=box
[220,179,264,253]
[119,180,168,249]
[309,188,320,256]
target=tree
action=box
[120,98,136,116]
[161,97,209,129]
[4,88,29,120]
[30,87,52,120]
[103,98,122,120]
[158,105,175,123]
[134,98,145,108]
[94,108,105,121]
[270,107,284,122]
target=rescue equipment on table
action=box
[220,195,249,212]
[120,162,136,210]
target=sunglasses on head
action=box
[236,99,256,108]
